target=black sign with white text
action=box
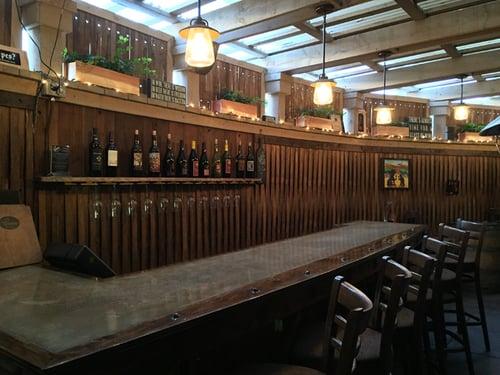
[0,49,21,66]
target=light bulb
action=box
[184,27,216,68]
[454,105,469,121]
[312,80,335,105]
[374,105,393,125]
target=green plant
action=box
[219,89,263,105]
[298,107,339,119]
[459,122,485,133]
[62,36,155,78]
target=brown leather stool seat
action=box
[234,363,324,375]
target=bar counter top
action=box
[0,221,423,371]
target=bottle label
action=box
[149,152,160,173]
[247,160,255,172]
[238,159,246,171]
[192,161,199,177]
[225,159,232,175]
[91,151,103,170]
[107,150,118,167]
[214,161,222,176]
[133,152,143,170]
[203,166,210,177]
[181,162,188,176]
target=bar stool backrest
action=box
[371,256,412,374]
[323,275,373,375]
[456,218,486,265]
[437,223,470,277]
[401,246,436,331]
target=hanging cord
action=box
[198,0,201,19]
[460,76,464,104]
[383,54,387,105]
[321,13,326,78]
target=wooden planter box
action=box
[458,131,494,143]
[372,125,409,137]
[296,115,341,131]
[66,61,140,95]
[213,99,258,119]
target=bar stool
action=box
[234,275,373,375]
[290,257,411,375]
[455,218,489,351]
[395,246,436,375]
[436,224,474,375]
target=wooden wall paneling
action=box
[0,106,9,191]
[0,0,11,46]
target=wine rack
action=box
[36,177,263,186]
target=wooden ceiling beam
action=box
[442,43,462,58]
[262,2,500,74]
[293,22,331,42]
[336,50,500,92]
[394,0,425,20]
[410,79,500,100]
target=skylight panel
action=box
[240,26,299,47]
[149,20,172,30]
[388,57,450,71]
[413,78,462,89]
[179,0,241,20]
[143,0,196,13]
[80,0,115,9]
[255,33,316,54]
[116,8,153,23]
[382,49,446,66]
[309,0,396,26]
[457,38,500,52]
[292,73,317,82]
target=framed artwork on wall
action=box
[382,158,410,189]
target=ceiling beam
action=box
[261,2,500,74]
[336,50,500,92]
[411,79,500,100]
[362,60,384,73]
[294,22,331,42]
[394,0,425,20]
[473,73,486,82]
[441,43,462,58]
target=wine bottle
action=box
[256,139,266,181]
[199,142,210,178]
[235,140,245,178]
[246,141,255,178]
[105,131,118,177]
[163,133,175,177]
[222,139,232,178]
[188,140,199,177]
[212,138,222,178]
[131,129,143,177]
[89,128,103,177]
[148,130,161,177]
[176,140,188,177]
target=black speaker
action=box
[44,243,116,278]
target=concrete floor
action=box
[446,287,500,374]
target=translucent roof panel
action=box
[80,0,114,9]
[179,0,242,20]
[310,64,373,79]
[457,38,500,52]
[309,0,396,26]
[255,33,316,54]
[143,0,196,13]
[116,8,154,23]
[388,57,450,71]
[382,49,446,66]
[218,43,262,60]
[240,26,300,47]
[325,8,408,38]
[418,0,490,13]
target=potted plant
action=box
[457,123,492,142]
[62,36,154,96]
[213,89,263,119]
[296,107,343,131]
[372,121,410,137]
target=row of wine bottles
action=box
[89,128,266,179]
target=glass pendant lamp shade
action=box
[374,105,394,125]
[179,0,220,68]
[454,104,469,121]
[311,5,336,106]
[454,75,469,121]
[312,78,336,105]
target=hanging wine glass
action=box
[91,186,103,220]
[159,197,170,212]
[111,184,121,218]
[127,198,137,216]
[143,197,154,215]
[199,195,208,209]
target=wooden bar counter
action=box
[0,221,423,374]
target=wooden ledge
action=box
[36,176,263,186]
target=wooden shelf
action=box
[36,176,263,186]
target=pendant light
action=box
[454,74,469,121]
[179,0,220,68]
[311,4,336,106]
[374,51,394,125]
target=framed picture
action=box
[382,158,410,189]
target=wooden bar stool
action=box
[290,257,411,375]
[455,218,489,351]
[234,275,372,375]
[395,246,436,375]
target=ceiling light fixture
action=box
[179,0,220,68]
[312,4,336,106]
[374,51,394,125]
[454,74,469,121]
